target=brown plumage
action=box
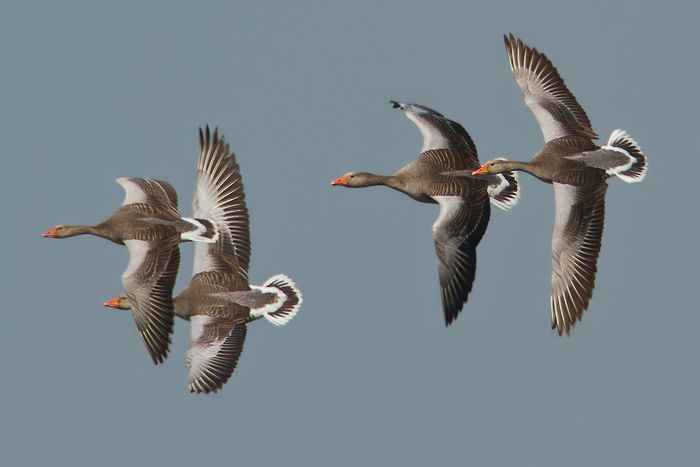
[42,130,229,365]
[43,177,207,364]
[180,128,301,393]
[470,35,647,335]
[332,102,520,325]
[105,127,302,394]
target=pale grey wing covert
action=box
[550,182,607,335]
[116,177,180,218]
[187,313,247,394]
[192,126,250,277]
[504,34,597,143]
[432,192,490,326]
[391,101,480,162]
[122,239,180,363]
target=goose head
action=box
[42,225,68,238]
[473,160,511,175]
[42,224,89,238]
[331,172,378,188]
[103,296,131,310]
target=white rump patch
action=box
[260,274,302,326]
[599,145,634,175]
[248,285,286,321]
[604,129,647,183]
[247,273,302,326]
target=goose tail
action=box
[441,161,520,211]
[604,129,647,183]
[252,274,302,326]
[486,159,520,210]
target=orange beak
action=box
[472,164,489,175]
[331,176,348,186]
[42,227,58,238]
[103,298,121,308]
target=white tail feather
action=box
[249,274,302,326]
[488,159,520,210]
[603,129,647,183]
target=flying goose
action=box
[107,127,302,393]
[332,101,519,325]
[463,35,647,335]
[42,173,222,364]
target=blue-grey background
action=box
[2,1,697,465]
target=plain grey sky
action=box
[2,0,697,465]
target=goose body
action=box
[106,127,301,393]
[470,35,648,335]
[332,102,519,325]
[42,177,218,244]
[181,128,301,393]
[43,175,222,364]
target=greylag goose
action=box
[42,128,238,364]
[108,127,301,394]
[42,175,220,364]
[332,102,519,325]
[103,272,300,394]
[464,35,647,335]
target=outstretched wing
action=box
[121,239,180,364]
[187,316,247,394]
[550,182,607,335]
[432,192,490,325]
[504,34,597,143]
[192,126,250,277]
[391,101,479,165]
[116,177,180,218]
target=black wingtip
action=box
[504,33,520,50]
[504,33,512,49]
[202,125,211,151]
[199,125,227,154]
[390,100,401,109]
[442,299,463,327]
